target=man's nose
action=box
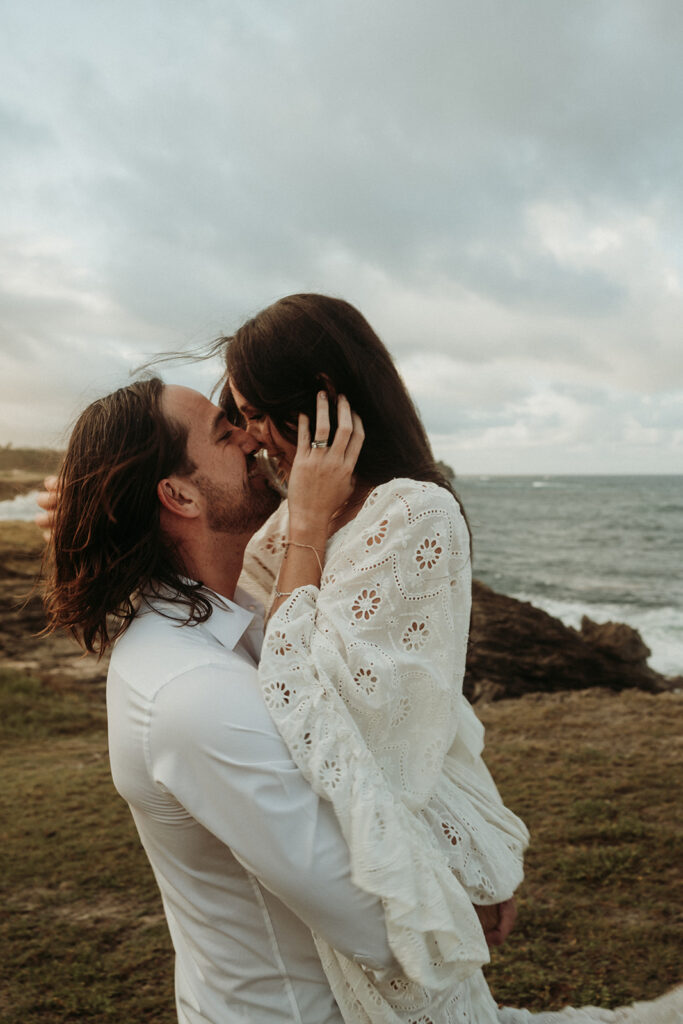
[232,427,260,453]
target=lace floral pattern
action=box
[415,535,444,571]
[266,629,292,656]
[352,587,382,621]
[264,531,287,556]
[245,481,530,1023]
[366,518,389,547]
[401,618,431,651]
[262,680,293,709]
[442,820,463,847]
[354,665,378,695]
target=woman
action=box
[221,294,531,1022]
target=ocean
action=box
[0,491,44,522]
[455,475,683,678]
[2,476,682,676]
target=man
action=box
[42,377,395,1024]
[42,377,517,1023]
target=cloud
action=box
[0,0,681,469]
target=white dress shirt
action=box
[107,586,394,1024]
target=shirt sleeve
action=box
[256,481,491,990]
[146,659,395,970]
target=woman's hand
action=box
[35,475,59,541]
[268,393,363,617]
[286,392,364,545]
[474,898,517,947]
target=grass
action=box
[1,674,681,1021]
[479,689,682,1010]
[1,672,174,1023]
[0,447,63,474]
[0,521,46,570]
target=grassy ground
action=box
[1,671,172,1023]
[0,521,48,572]
[480,690,682,1010]
[1,673,681,1022]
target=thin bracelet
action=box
[275,541,324,600]
[284,540,325,574]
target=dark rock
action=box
[464,580,679,702]
[435,460,456,480]
[578,617,651,665]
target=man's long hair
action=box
[43,377,212,657]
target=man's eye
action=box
[218,430,233,442]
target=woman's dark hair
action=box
[42,377,213,656]
[219,293,468,523]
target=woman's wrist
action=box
[270,534,326,618]
[287,523,330,548]
[284,541,324,573]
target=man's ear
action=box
[157,476,201,520]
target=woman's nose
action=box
[245,420,267,444]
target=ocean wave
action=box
[513,592,683,677]
[0,491,40,522]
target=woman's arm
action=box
[258,481,491,990]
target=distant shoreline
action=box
[1,446,682,480]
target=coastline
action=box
[2,519,679,699]
[1,454,680,694]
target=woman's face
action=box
[228,381,297,476]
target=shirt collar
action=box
[139,582,258,652]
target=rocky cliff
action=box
[465,580,681,701]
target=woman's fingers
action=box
[35,476,60,539]
[329,397,363,466]
[313,391,331,445]
[475,898,517,948]
[344,411,365,467]
[297,412,311,452]
[304,392,363,468]
[287,393,364,535]
[35,502,55,539]
[36,484,59,511]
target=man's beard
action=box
[196,472,280,534]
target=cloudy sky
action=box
[1,0,682,474]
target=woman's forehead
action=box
[228,380,256,411]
